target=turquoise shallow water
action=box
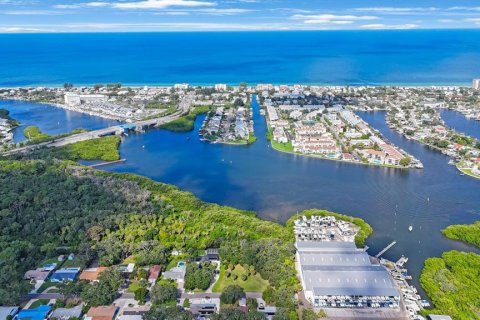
[1,30,480,86]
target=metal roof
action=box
[297,241,400,298]
[296,241,359,252]
[299,251,371,267]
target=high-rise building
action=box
[472,79,480,90]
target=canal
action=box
[1,98,479,295]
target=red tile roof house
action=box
[148,265,161,284]
[85,306,118,320]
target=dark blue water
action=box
[0,100,120,142]
[2,97,480,296]
[441,109,480,140]
[1,30,480,86]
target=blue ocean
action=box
[1,30,480,86]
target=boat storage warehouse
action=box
[296,241,400,308]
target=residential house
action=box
[84,306,118,320]
[148,265,161,284]
[50,306,82,320]
[79,267,108,282]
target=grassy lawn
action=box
[127,280,146,293]
[29,299,50,309]
[457,164,480,180]
[61,258,80,268]
[37,281,58,293]
[212,264,269,293]
[271,140,293,153]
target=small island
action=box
[420,221,480,320]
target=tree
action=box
[184,262,215,291]
[151,280,178,305]
[399,157,411,167]
[135,286,147,305]
[63,83,73,89]
[81,267,123,306]
[300,308,320,320]
[247,297,258,311]
[183,298,190,308]
[144,306,194,320]
[220,285,244,305]
[136,268,148,280]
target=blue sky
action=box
[1,0,480,32]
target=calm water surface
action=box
[0,100,120,142]
[2,98,479,297]
[440,109,480,140]
[1,30,480,86]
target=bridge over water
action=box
[3,93,194,156]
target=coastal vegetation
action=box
[22,126,89,145]
[0,144,297,309]
[159,106,210,132]
[0,108,19,127]
[442,221,480,248]
[14,136,121,162]
[23,125,52,142]
[420,251,480,320]
[287,209,373,247]
[420,221,480,319]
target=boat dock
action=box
[375,241,396,258]
[88,159,126,168]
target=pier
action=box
[88,159,126,168]
[375,241,396,258]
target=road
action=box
[180,292,262,299]
[3,93,194,156]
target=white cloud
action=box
[354,7,438,14]
[360,23,419,30]
[195,8,251,15]
[2,9,67,15]
[292,14,377,25]
[0,27,54,32]
[465,18,480,25]
[110,0,215,9]
[84,2,110,7]
[448,7,480,12]
[53,4,81,9]
[154,11,190,15]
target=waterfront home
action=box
[79,267,108,282]
[85,306,118,320]
[359,149,386,165]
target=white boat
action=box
[409,226,413,232]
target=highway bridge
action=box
[3,93,194,156]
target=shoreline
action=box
[268,139,415,170]
[0,98,127,121]
[0,84,473,89]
